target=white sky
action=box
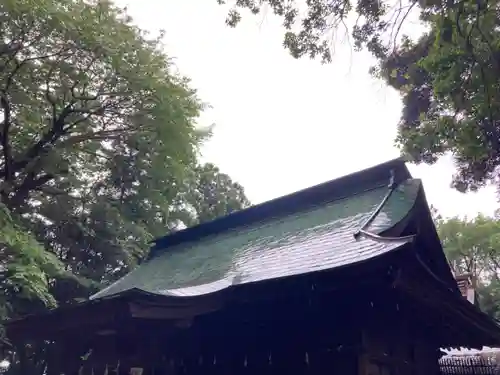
[115,0,498,219]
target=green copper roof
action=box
[91,178,421,300]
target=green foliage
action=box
[184,163,251,225]
[435,213,500,319]
[436,214,500,278]
[477,279,500,320]
[217,0,415,63]
[0,202,63,312]
[378,0,500,191]
[0,0,250,334]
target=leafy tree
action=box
[0,0,250,329]
[437,214,500,278]
[0,0,198,316]
[377,0,500,191]
[0,1,251,373]
[184,163,251,225]
[477,280,500,320]
[435,214,500,319]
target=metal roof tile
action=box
[91,179,421,300]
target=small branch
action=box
[392,1,417,53]
[76,148,112,161]
[55,129,126,148]
[33,185,69,197]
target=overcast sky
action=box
[115,0,497,219]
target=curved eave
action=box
[399,247,500,347]
[5,237,414,342]
[437,281,500,346]
[413,184,462,294]
[432,271,500,345]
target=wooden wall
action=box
[29,269,447,375]
[360,323,440,375]
[47,289,364,375]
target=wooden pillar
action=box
[413,339,440,375]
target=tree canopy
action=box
[435,213,500,320]
[0,0,250,333]
[378,0,500,192]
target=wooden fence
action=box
[439,355,498,375]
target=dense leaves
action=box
[437,214,500,279]
[378,0,500,191]
[436,214,500,320]
[0,0,250,332]
[184,163,250,225]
